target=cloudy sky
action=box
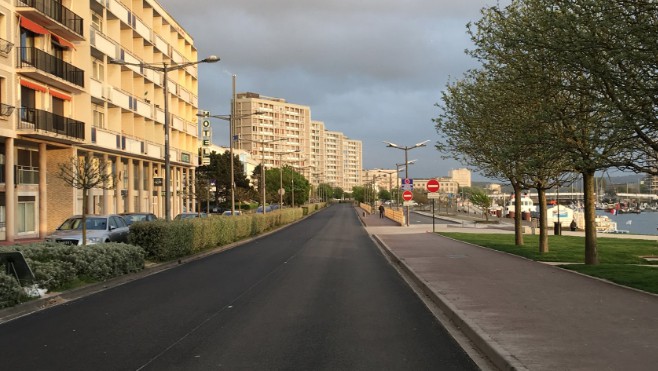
[157,0,505,181]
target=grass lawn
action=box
[439,233,658,294]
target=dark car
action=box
[174,212,208,220]
[120,212,158,225]
[256,206,274,213]
[45,214,130,245]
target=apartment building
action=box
[449,168,472,188]
[0,0,203,243]
[233,92,363,191]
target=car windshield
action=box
[59,217,107,231]
[124,215,146,224]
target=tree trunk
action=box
[513,184,524,246]
[82,188,88,247]
[538,187,548,253]
[582,171,599,265]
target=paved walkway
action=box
[359,208,658,371]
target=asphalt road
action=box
[0,203,478,370]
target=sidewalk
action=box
[358,207,658,371]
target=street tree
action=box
[468,0,637,264]
[468,188,493,221]
[56,153,115,246]
[199,151,250,208]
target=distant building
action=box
[487,183,503,194]
[449,168,471,188]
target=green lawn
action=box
[440,233,658,294]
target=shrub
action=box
[0,273,24,309]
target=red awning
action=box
[20,79,47,93]
[49,89,71,101]
[20,17,50,35]
[52,34,76,50]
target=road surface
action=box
[0,204,478,370]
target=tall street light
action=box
[384,140,429,226]
[197,106,265,215]
[274,150,300,209]
[396,160,416,208]
[110,55,220,221]
[238,137,286,213]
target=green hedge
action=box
[129,206,317,262]
[0,242,145,308]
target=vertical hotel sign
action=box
[201,120,211,165]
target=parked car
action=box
[256,206,274,213]
[222,210,242,216]
[45,214,130,245]
[174,212,208,220]
[120,212,158,225]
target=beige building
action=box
[449,168,471,188]
[0,0,204,242]
[233,93,362,192]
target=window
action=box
[91,12,103,32]
[17,196,36,233]
[92,59,104,81]
[93,106,105,128]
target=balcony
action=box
[16,0,84,41]
[17,47,84,91]
[18,107,85,142]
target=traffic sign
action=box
[426,179,440,193]
[401,178,414,190]
[402,190,413,201]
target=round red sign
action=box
[402,190,413,201]
[426,179,440,193]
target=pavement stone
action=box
[360,206,658,371]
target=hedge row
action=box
[128,206,325,262]
[0,242,145,309]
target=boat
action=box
[546,205,575,227]
[503,194,536,218]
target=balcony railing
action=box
[17,0,83,37]
[18,107,85,141]
[17,47,84,87]
[16,165,39,185]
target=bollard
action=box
[363,211,366,217]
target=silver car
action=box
[45,214,130,246]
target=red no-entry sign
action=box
[402,190,413,201]
[426,179,440,193]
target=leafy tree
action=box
[352,186,365,203]
[198,151,250,208]
[333,187,344,200]
[57,153,115,246]
[468,188,493,221]
[378,189,391,202]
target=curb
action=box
[371,234,528,371]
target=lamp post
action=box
[395,160,416,208]
[197,107,264,215]
[384,140,429,226]
[238,137,286,213]
[110,55,219,221]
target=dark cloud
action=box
[157,0,505,180]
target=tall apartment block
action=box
[0,0,201,243]
[233,92,363,191]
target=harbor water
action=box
[597,211,658,235]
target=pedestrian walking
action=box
[379,204,385,218]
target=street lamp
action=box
[197,106,265,215]
[110,55,220,221]
[384,140,429,226]
[273,150,300,209]
[395,160,416,208]
[238,137,286,213]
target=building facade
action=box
[233,92,363,192]
[449,168,472,188]
[1,0,202,242]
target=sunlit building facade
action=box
[0,0,202,243]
